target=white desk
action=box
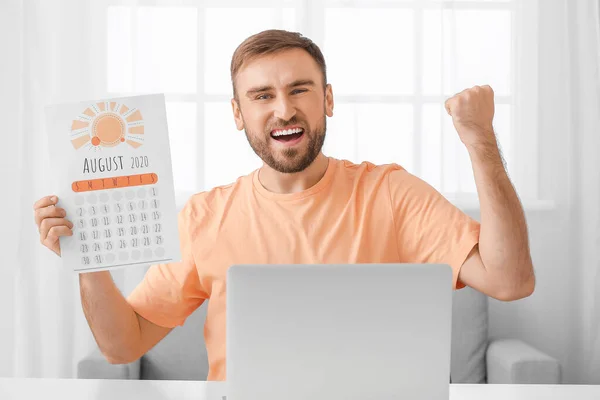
[1,378,599,399]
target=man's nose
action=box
[273,96,296,121]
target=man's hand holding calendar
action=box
[34,195,73,256]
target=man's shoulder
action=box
[333,158,438,201]
[334,158,409,182]
[178,171,255,220]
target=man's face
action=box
[231,48,334,173]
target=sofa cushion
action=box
[450,286,489,383]
[140,301,209,380]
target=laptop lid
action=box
[226,263,453,400]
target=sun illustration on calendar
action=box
[69,101,145,151]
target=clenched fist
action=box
[33,195,73,256]
[445,85,496,149]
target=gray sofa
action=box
[77,286,561,384]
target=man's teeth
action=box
[272,128,303,137]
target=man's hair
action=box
[230,29,327,99]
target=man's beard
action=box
[243,115,327,174]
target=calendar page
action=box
[44,93,182,273]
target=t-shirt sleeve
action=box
[388,167,481,290]
[126,200,208,328]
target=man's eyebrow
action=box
[245,79,316,97]
[245,85,273,96]
[287,79,316,88]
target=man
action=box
[33,29,535,381]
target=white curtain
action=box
[567,0,600,385]
[1,0,132,378]
[1,0,595,381]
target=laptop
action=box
[226,263,453,400]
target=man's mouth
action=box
[270,127,305,143]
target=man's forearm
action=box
[79,271,142,364]
[468,141,535,293]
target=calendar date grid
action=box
[71,185,167,267]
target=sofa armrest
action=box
[77,348,141,380]
[486,339,561,384]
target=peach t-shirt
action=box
[127,157,480,381]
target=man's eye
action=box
[292,89,307,95]
[256,94,271,100]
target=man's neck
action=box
[257,153,329,194]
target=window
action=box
[104,0,539,205]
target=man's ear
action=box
[231,98,244,131]
[325,84,334,117]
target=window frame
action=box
[97,0,545,209]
